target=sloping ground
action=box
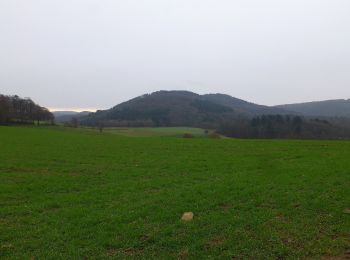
[0,126,349,259]
[275,99,350,117]
[203,93,290,115]
[53,111,91,123]
[81,91,291,127]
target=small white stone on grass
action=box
[181,212,194,221]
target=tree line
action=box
[218,115,350,139]
[0,94,53,125]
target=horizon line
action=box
[49,108,100,113]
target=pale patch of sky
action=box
[1,0,349,111]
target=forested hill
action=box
[274,99,350,117]
[81,91,292,127]
[53,111,91,123]
[202,93,288,115]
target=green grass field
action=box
[0,126,349,259]
[103,127,210,137]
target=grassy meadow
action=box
[102,127,210,137]
[0,126,349,259]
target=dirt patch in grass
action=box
[107,247,144,257]
[178,248,190,259]
[322,249,350,259]
[205,236,226,249]
[218,203,232,212]
[343,208,350,214]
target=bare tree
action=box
[98,121,104,133]
[71,117,79,128]
[0,94,53,125]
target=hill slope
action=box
[203,93,289,115]
[82,91,291,127]
[53,111,91,123]
[275,99,350,117]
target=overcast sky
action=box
[1,0,350,111]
